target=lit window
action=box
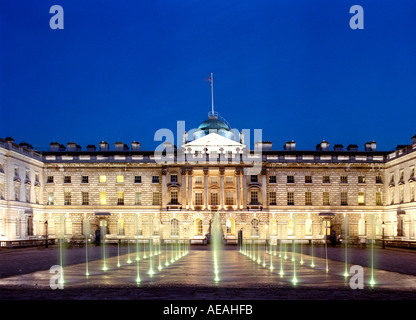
[225,192,233,206]
[211,176,218,185]
[100,192,106,205]
[323,192,330,205]
[226,218,235,235]
[117,192,124,205]
[117,175,124,183]
[64,192,71,205]
[358,176,366,184]
[358,192,365,205]
[251,219,259,237]
[195,193,203,206]
[210,193,219,206]
[47,192,54,205]
[117,219,125,236]
[226,176,233,184]
[376,192,382,206]
[99,175,107,183]
[152,192,160,205]
[195,176,202,185]
[195,219,203,235]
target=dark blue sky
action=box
[1,0,415,151]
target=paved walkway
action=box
[1,244,416,299]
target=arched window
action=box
[305,218,312,236]
[117,219,125,236]
[171,218,179,237]
[226,218,235,235]
[251,218,259,237]
[358,218,366,236]
[194,218,203,235]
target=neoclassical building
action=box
[0,112,415,245]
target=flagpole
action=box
[211,72,214,114]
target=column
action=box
[236,168,241,210]
[204,168,209,210]
[188,169,193,210]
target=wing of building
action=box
[0,114,415,246]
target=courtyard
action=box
[1,242,416,300]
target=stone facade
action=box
[1,130,415,245]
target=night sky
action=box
[1,0,416,151]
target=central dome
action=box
[193,114,235,140]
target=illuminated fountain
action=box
[212,212,222,282]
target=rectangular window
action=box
[341,192,348,205]
[152,176,159,184]
[250,175,258,183]
[135,192,142,205]
[134,176,142,183]
[390,173,394,183]
[210,193,219,206]
[100,192,106,205]
[376,192,382,206]
[47,192,54,205]
[0,163,4,173]
[226,176,233,184]
[390,189,395,205]
[376,175,383,184]
[117,175,124,183]
[152,192,160,205]
[305,192,312,205]
[64,176,71,184]
[210,176,218,185]
[170,174,178,183]
[82,176,89,183]
[269,191,277,205]
[0,183,4,200]
[195,176,202,185]
[269,175,277,184]
[287,175,294,184]
[400,188,404,204]
[64,192,71,205]
[225,192,234,206]
[305,176,312,184]
[170,191,178,204]
[400,170,404,180]
[411,185,415,202]
[340,176,348,184]
[195,192,203,206]
[358,192,365,205]
[14,166,19,178]
[25,187,30,203]
[82,192,89,205]
[323,176,330,184]
[25,169,30,181]
[35,173,39,183]
[358,176,366,184]
[323,192,330,205]
[251,191,259,204]
[287,192,294,205]
[47,176,54,183]
[117,192,124,205]
[99,175,107,183]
